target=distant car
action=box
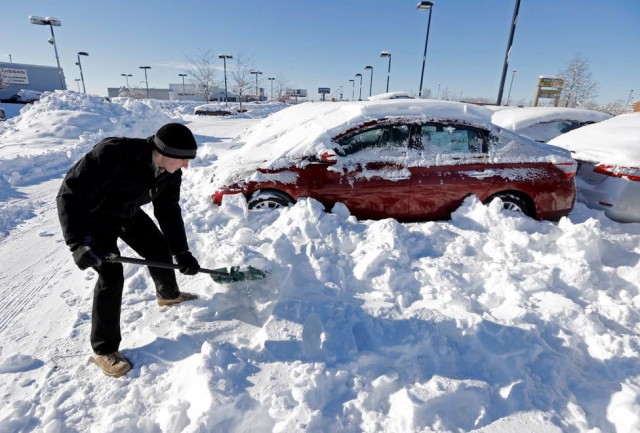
[492,107,611,143]
[212,99,577,222]
[194,104,234,116]
[548,112,640,223]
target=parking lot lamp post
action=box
[496,0,521,105]
[250,70,262,101]
[139,66,151,99]
[436,83,441,99]
[626,90,634,111]
[74,78,81,92]
[76,51,88,94]
[218,54,233,106]
[380,51,392,92]
[364,66,373,97]
[121,73,132,88]
[417,1,434,97]
[506,69,516,106]
[29,16,66,89]
[178,73,187,93]
[268,77,275,101]
[355,73,363,100]
[349,79,355,101]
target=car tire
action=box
[486,193,531,217]
[247,190,295,210]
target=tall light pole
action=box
[436,83,441,99]
[355,73,363,101]
[139,66,151,99]
[218,54,233,106]
[74,78,81,92]
[250,70,262,101]
[417,1,434,97]
[506,69,517,106]
[76,51,88,94]
[349,79,355,101]
[268,77,275,101]
[121,73,132,88]
[364,66,373,98]
[29,16,66,89]
[380,51,392,93]
[178,73,187,93]
[626,90,634,111]
[497,0,521,105]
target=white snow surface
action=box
[0,92,640,433]
[548,112,640,165]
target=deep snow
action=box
[0,92,639,433]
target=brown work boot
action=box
[157,291,199,307]
[93,351,132,378]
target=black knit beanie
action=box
[153,123,198,159]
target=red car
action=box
[212,100,576,222]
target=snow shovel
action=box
[103,254,268,284]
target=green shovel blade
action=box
[209,266,269,284]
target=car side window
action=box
[420,123,487,154]
[337,124,410,156]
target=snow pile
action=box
[0,91,639,432]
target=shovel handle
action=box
[104,255,231,276]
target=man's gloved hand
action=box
[72,245,102,270]
[175,251,200,275]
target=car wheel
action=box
[247,190,295,210]
[486,193,531,217]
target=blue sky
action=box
[3,0,639,105]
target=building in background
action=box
[0,61,65,102]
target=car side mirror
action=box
[319,150,337,164]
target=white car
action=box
[492,107,611,143]
[548,112,640,223]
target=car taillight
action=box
[594,164,640,182]
[554,161,577,178]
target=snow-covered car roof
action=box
[213,99,574,187]
[492,106,611,132]
[548,112,640,165]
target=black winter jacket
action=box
[56,136,189,254]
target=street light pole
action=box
[250,70,262,101]
[29,16,66,89]
[349,79,355,101]
[121,73,132,88]
[436,83,441,99]
[506,69,517,106]
[380,51,392,93]
[76,51,88,94]
[74,79,81,92]
[496,0,521,106]
[364,66,373,98]
[178,73,187,93]
[139,66,151,99]
[268,77,275,101]
[355,73,363,101]
[417,1,434,97]
[218,54,233,106]
[626,90,634,111]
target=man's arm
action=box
[152,172,189,255]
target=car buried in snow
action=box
[548,112,640,223]
[491,106,612,143]
[211,99,577,222]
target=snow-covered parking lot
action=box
[1,93,639,433]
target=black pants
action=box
[89,210,180,354]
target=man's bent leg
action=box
[91,260,125,354]
[121,211,180,299]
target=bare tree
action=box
[557,54,598,108]
[185,49,217,102]
[230,55,255,110]
[275,74,289,102]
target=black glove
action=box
[72,245,102,270]
[175,251,200,275]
